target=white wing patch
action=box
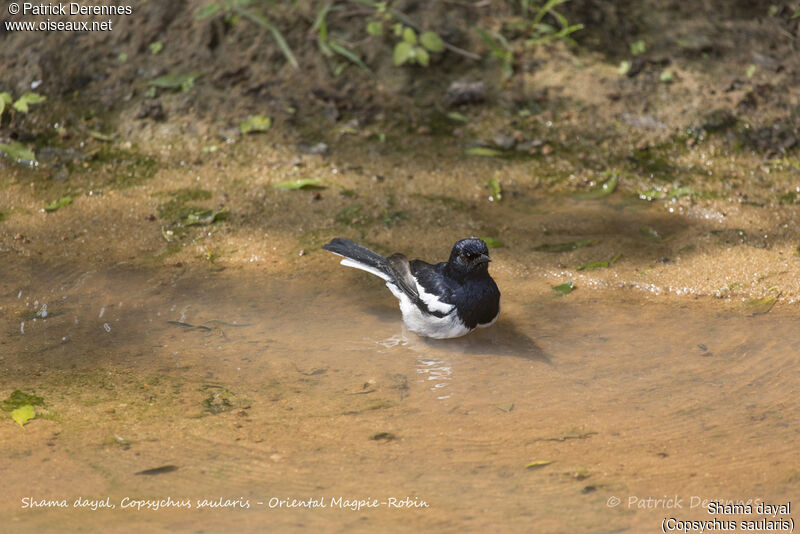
[387,283,469,339]
[332,252,471,339]
[415,282,455,314]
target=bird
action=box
[322,237,500,339]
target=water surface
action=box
[2,263,796,533]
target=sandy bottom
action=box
[1,260,796,533]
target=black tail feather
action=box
[322,238,391,277]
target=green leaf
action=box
[420,31,444,52]
[196,3,221,19]
[239,114,272,134]
[446,111,469,123]
[745,64,756,78]
[149,41,164,54]
[415,46,430,67]
[476,27,502,55]
[552,281,574,296]
[0,92,12,116]
[11,405,35,427]
[117,53,128,63]
[466,147,503,157]
[403,27,417,44]
[487,176,502,201]
[393,41,413,65]
[744,290,780,316]
[534,239,595,252]
[793,7,800,18]
[313,3,331,36]
[45,195,73,212]
[482,237,504,248]
[329,41,371,72]
[0,141,36,163]
[184,207,229,226]
[273,178,326,190]
[659,70,675,83]
[88,130,115,142]
[667,186,695,199]
[575,254,621,271]
[574,172,619,199]
[618,60,631,75]
[12,92,46,113]
[1,390,45,412]
[525,460,552,469]
[227,4,298,69]
[629,40,646,55]
[637,188,663,201]
[150,73,199,92]
[366,21,383,36]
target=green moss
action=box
[335,204,365,226]
[167,187,213,203]
[1,390,45,412]
[410,193,467,210]
[84,145,158,189]
[157,188,213,222]
[630,146,674,177]
[201,385,239,414]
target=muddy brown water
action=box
[1,254,797,533]
[3,1,800,530]
[2,131,799,533]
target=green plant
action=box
[0,91,46,164]
[392,24,444,67]
[517,0,583,45]
[149,73,199,92]
[195,0,467,75]
[196,0,298,69]
[480,0,582,80]
[314,3,371,75]
[358,1,445,68]
[476,28,514,80]
[0,91,46,119]
[629,39,646,55]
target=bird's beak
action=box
[477,254,491,264]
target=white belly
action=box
[387,283,471,339]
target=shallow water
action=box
[1,262,797,533]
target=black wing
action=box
[412,260,500,329]
[388,255,448,318]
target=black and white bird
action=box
[322,237,500,339]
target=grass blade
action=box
[329,41,371,73]
[229,3,298,69]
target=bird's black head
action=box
[447,238,492,277]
